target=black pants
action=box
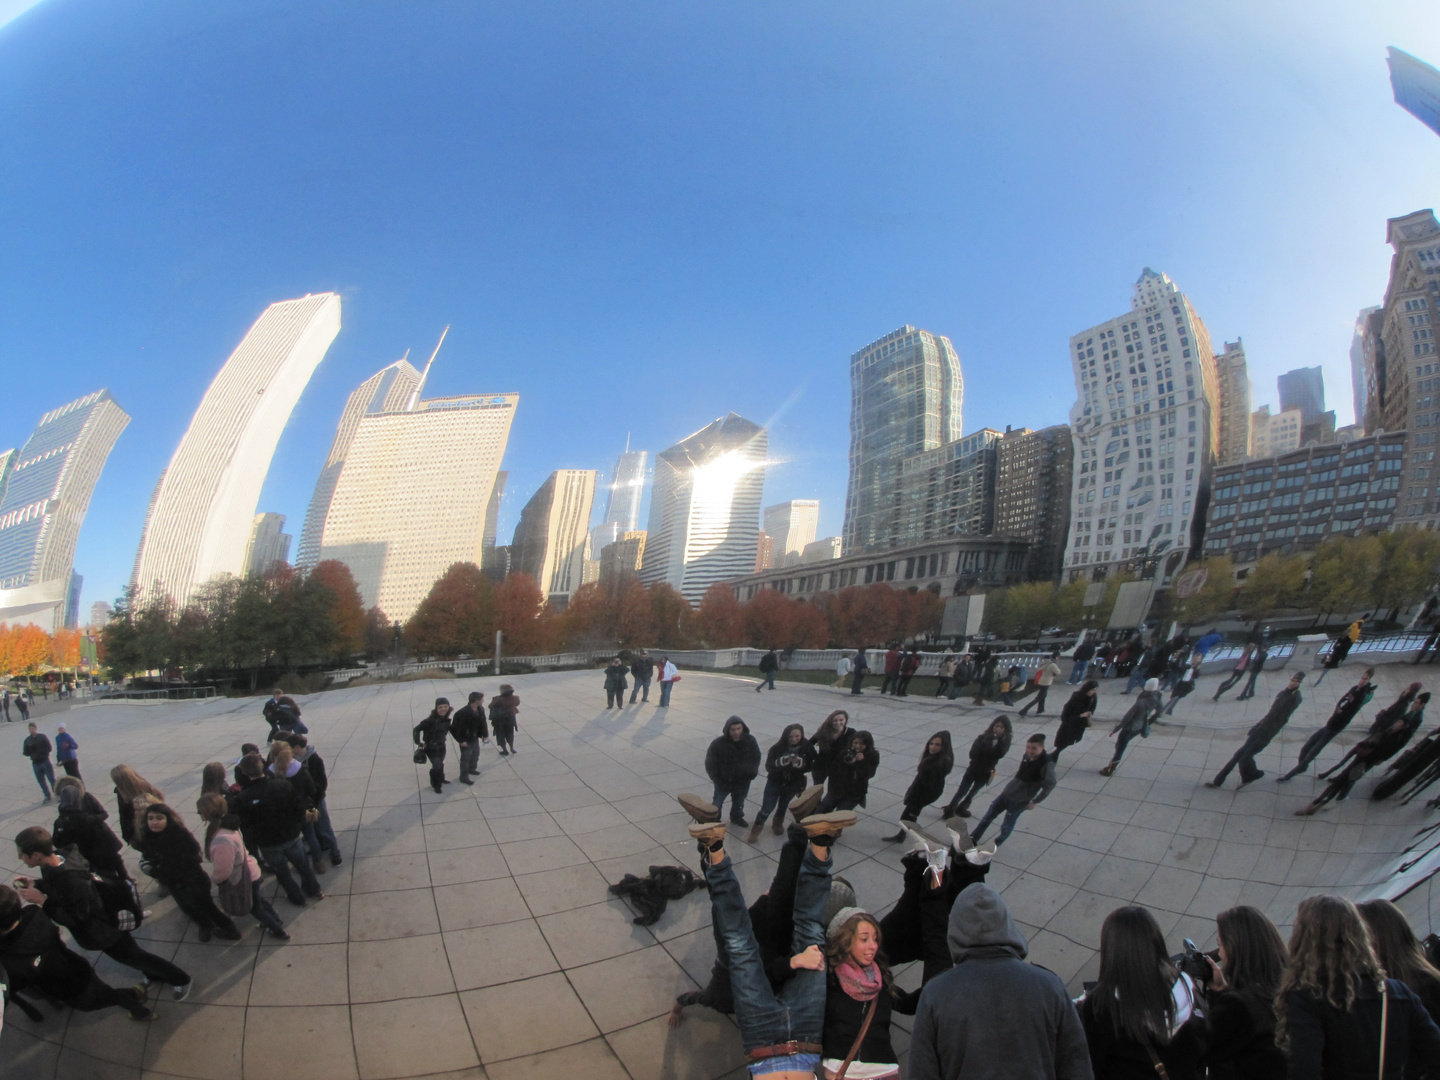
[1019,685,1049,715]
[880,673,900,694]
[1237,662,1265,699]
[425,747,446,789]
[945,764,988,812]
[63,973,149,1017]
[606,688,625,708]
[167,869,239,936]
[934,677,951,697]
[1213,669,1246,700]
[61,759,81,778]
[896,674,913,696]
[105,931,191,987]
[1212,733,1272,785]
[849,670,866,694]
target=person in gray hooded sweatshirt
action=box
[909,883,1092,1080]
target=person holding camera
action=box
[819,731,880,814]
[1198,905,1287,1079]
[747,724,816,841]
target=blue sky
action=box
[1,1,1438,618]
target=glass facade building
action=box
[1389,47,1440,138]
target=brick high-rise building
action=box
[994,425,1073,581]
[1215,340,1252,466]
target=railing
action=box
[95,686,218,701]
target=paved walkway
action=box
[1,663,1437,1079]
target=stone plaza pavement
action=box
[2,662,1439,1079]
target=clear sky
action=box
[2,1,1438,618]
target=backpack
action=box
[91,870,145,933]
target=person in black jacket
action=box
[285,734,342,867]
[269,742,327,875]
[52,776,128,880]
[262,688,308,739]
[490,685,520,755]
[819,731,879,814]
[1280,669,1376,782]
[22,723,55,802]
[809,710,850,786]
[883,732,954,842]
[1205,673,1304,789]
[756,648,780,693]
[1278,894,1440,1079]
[822,907,899,1077]
[1053,682,1098,762]
[603,658,628,708]
[0,884,154,1021]
[134,802,242,940]
[705,716,761,827]
[1299,693,1430,815]
[413,697,453,792]
[1200,905,1287,1080]
[231,754,324,907]
[630,652,655,704]
[15,826,192,1000]
[747,724,816,841]
[1359,898,1440,1032]
[942,717,1012,817]
[449,691,488,785]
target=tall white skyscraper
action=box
[512,469,598,605]
[317,392,517,623]
[1250,405,1303,458]
[589,448,648,554]
[0,390,130,631]
[132,294,341,605]
[244,513,292,576]
[763,500,820,568]
[639,413,767,604]
[1063,269,1218,584]
[296,357,424,569]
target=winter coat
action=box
[765,727,816,788]
[607,865,705,926]
[994,753,1057,809]
[1114,690,1164,738]
[1079,978,1208,1080]
[1035,660,1062,687]
[1326,682,1377,732]
[22,733,51,762]
[413,710,452,750]
[489,692,521,733]
[298,744,330,800]
[823,969,897,1067]
[0,905,97,1002]
[450,704,489,744]
[1073,641,1096,663]
[704,720,761,787]
[902,652,921,676]
[1246,686,1303,746]
[884,649,902,675]
[1284,980,1440,1079]
[133,816,207,885]
[1201,986,1284,1080]
[603,664,628,691]
[231,776,307,849]
[827,738,879,806]
[34,858,123,951]
[909,884,1092,1080]
[758,651,779,673]
[1057,690,1097,751]
[277,759,318,810]
[903,740,955,809]
[55,732,78,762]
[52,795,124,871]
[810,722,851,783]
[630,657,654,681]
[966,725,1012,773]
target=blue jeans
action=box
[972,798,1025,846]
[630,677,651,703]
[260,836,323,904]
[712,781,752,823]
[758,671,776,690]
[754,777,804,828]
[302,800,342,862]
[818,793,860,814]
[1123,669,1147,694]
[659,680,673,706]
[249,877,286,935]
[704,845,830,1052]
[32,759,56,798]
[1068,661,1089,684]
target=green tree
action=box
[1175,556,1237,626]
[363,606,393,661]
[1237,553,1307,620]
[1307,536,1380,624]
[1374,528,1440,619]
[406,562,495,657]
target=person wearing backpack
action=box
[52,776,129,881]
[0,883,155,1021]
[14,826,193,1000]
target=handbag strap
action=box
[833,996,878,1080]
[1379,981,1389,1079]
[1139,1033,1171,1080]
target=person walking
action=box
[1099,679,1165,776]
[943,717,1013,817]
[262,688,307,739]
[756,648,780,693]
[1068,636,1097,685]
[1019,653,1063,717]
[747,724,816,841]
[908,883,1092,1080]
[1206,672,1305,789]
[657,657,679,707]
[999,662,1025,707]
[897,648,921,696]
[450,691,488,785]
[809,710,850,787]
[1234,635,1271,701]
[14,690,30,723]
[1212,642,1256,702]
[231,754,324,908]
[1278,669,1376,781]
[1298,693,1430,815]
[14,825,193,998]
[934,656,956,698]
[704,716,761,828]
[196,794,288,940]
[1053,682,1098,763]
[1278,894,1440,1077]
[833,651,852,688]
[603,658,628,708]
[883,732,954,841]
[134,802,243,940]
[412,697,453,792]
[22,723,56,803]
[819,731,880,813]
[879,644,902,695]
[970,734,1056,849]
[54,725,80,779]
[1317,614,1368,683]
[1,685,10,722]
[490,684,521,754]
[629,651,654,703]
[51,778,129,880]
[849,647,870,695]
[1162,654,1203,716]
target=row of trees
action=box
[0,623,83,682]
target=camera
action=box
[1176,937,1214,983]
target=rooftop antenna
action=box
[407,326,449,411]
[624,432,631,453]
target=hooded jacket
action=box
[995,751,1057,809]
[827,732,880,806]
[810,717,851,782]
[965,721,1012,773]
[413,710,452,750]
[52,789,124,872]
[908,884,1092,1080]
[297,744,330,801]
[765,726,815,788]
[603,663,629,691]
[903,732,955,808]
[231,776,307,849]
[705,718,761,787]
[450,701,489,744]
[1114,690,1164,737]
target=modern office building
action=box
[1352,307,1381,433]
[640,413,767,604]
[598,531,647,587]
[1251,406,1303,458]
[994,424,1073,581]
[843,326,963,554]
[316,392,518,623]
[1215,341,1252,465]
[801,536,843,564]
[132,294,341,606]
[763,500,820,568]
[730,534,1028,602]
[1388,47,1440,138]
[482,471,507,570]
[510,469,597,607]
[1063,268,1219,584]
[244,513,291,576]
[894,428,1001,546]
[1203,433,1406,564]
[0,390,130,632]
[296,357,424,569]
[589,448,648,555]
[754,531,773,573]
[1278,365,1336,445]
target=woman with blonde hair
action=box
[822,907,898,1079]
[195,794,288,940]
[110,764,164,847]
[1278,894,1440,1077]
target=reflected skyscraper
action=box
[639,414,766,604]
[0,390,130,631]
[512,470,597,606]
[589,448,648,555]
[1389,47,1440,138]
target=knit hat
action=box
[826,905,874,943]
[435,697,450,707]
[467,691,484,703]
[1144,678,1159,692]
[822,877,858,930]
